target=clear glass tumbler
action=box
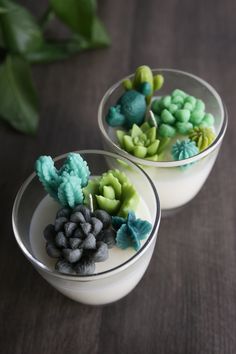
[98,69,228,215]
[12,150,160,305]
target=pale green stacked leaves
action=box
[189,126,216,152]
[83,169,139,218]
[116,122,170,161]
[152,89,215,138]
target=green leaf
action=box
[0,26,4,46]
[0,5,8,13]
[0,55,39,134]
[0,0,43,54]
[50,0,96,39]
[39,6,55,29]
[90,17,110,46]
[25,36,91,64]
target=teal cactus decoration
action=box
[83,169,139,217]
[123,65,164,104]
[106,88,150,129]
[57,172,84,208]
[151,89,215,138]
[172,139,199,168]
[35,156,61,199]
[112,212,152,251]
[35,153,90,208]
[59,152,90,187]
[117,122,170,161]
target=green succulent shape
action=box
[117,122,168,161]
[189,127,216,152]
[35,153,90,208]
[83,169,139,218]
[151,89,215,138]
[123,65,164,104]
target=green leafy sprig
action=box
[0,0,110,134]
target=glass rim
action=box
[12,149,161,281]
[98,68,228,167]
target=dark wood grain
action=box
[1,0,236,353]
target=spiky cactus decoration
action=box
[123,65,164,104]
[35,153,90,208]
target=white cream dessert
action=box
[20,151,160,305]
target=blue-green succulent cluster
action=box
[112,212,152,251]
[151,89,215,138]
[35,153,90,208]
[172,139,199,168]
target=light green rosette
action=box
[83,169,139,218]
[189,126,216,152]
[117,122,169,161]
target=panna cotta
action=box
[12,150,160,305]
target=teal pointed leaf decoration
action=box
[116,224,135,249]
[112,215,126,230]
[113,212,152,251]
[35,152,90,207]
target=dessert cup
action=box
[98,69,228,215]
[12,150,160,305]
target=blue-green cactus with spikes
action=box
[106,83,152,129]
[35,153,90,208]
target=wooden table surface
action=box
[1,0,236,353]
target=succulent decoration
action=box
[106,65,164,129]
[106,85,150,129]
[189,127,216,152]
[35,152,152,275]
[44,205,115,275]
[117,122,170,161]
[123,65,164,104]
[171,139,199,168]
[112,212,152,251]
[83,169,139,217]
[106,65,217,166]
[35,153,90,208]
[151,89,215,138]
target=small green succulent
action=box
[189,127,216,152]
[151,89,215,138]
[117,122,169,161]
[123,65,164,103]
[83,169,139,218]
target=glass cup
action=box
[98,69,228,215]
[12,150,160,305]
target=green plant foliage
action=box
[0,0,44,54]
[0,55,39,134]
[0,0,110,134]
